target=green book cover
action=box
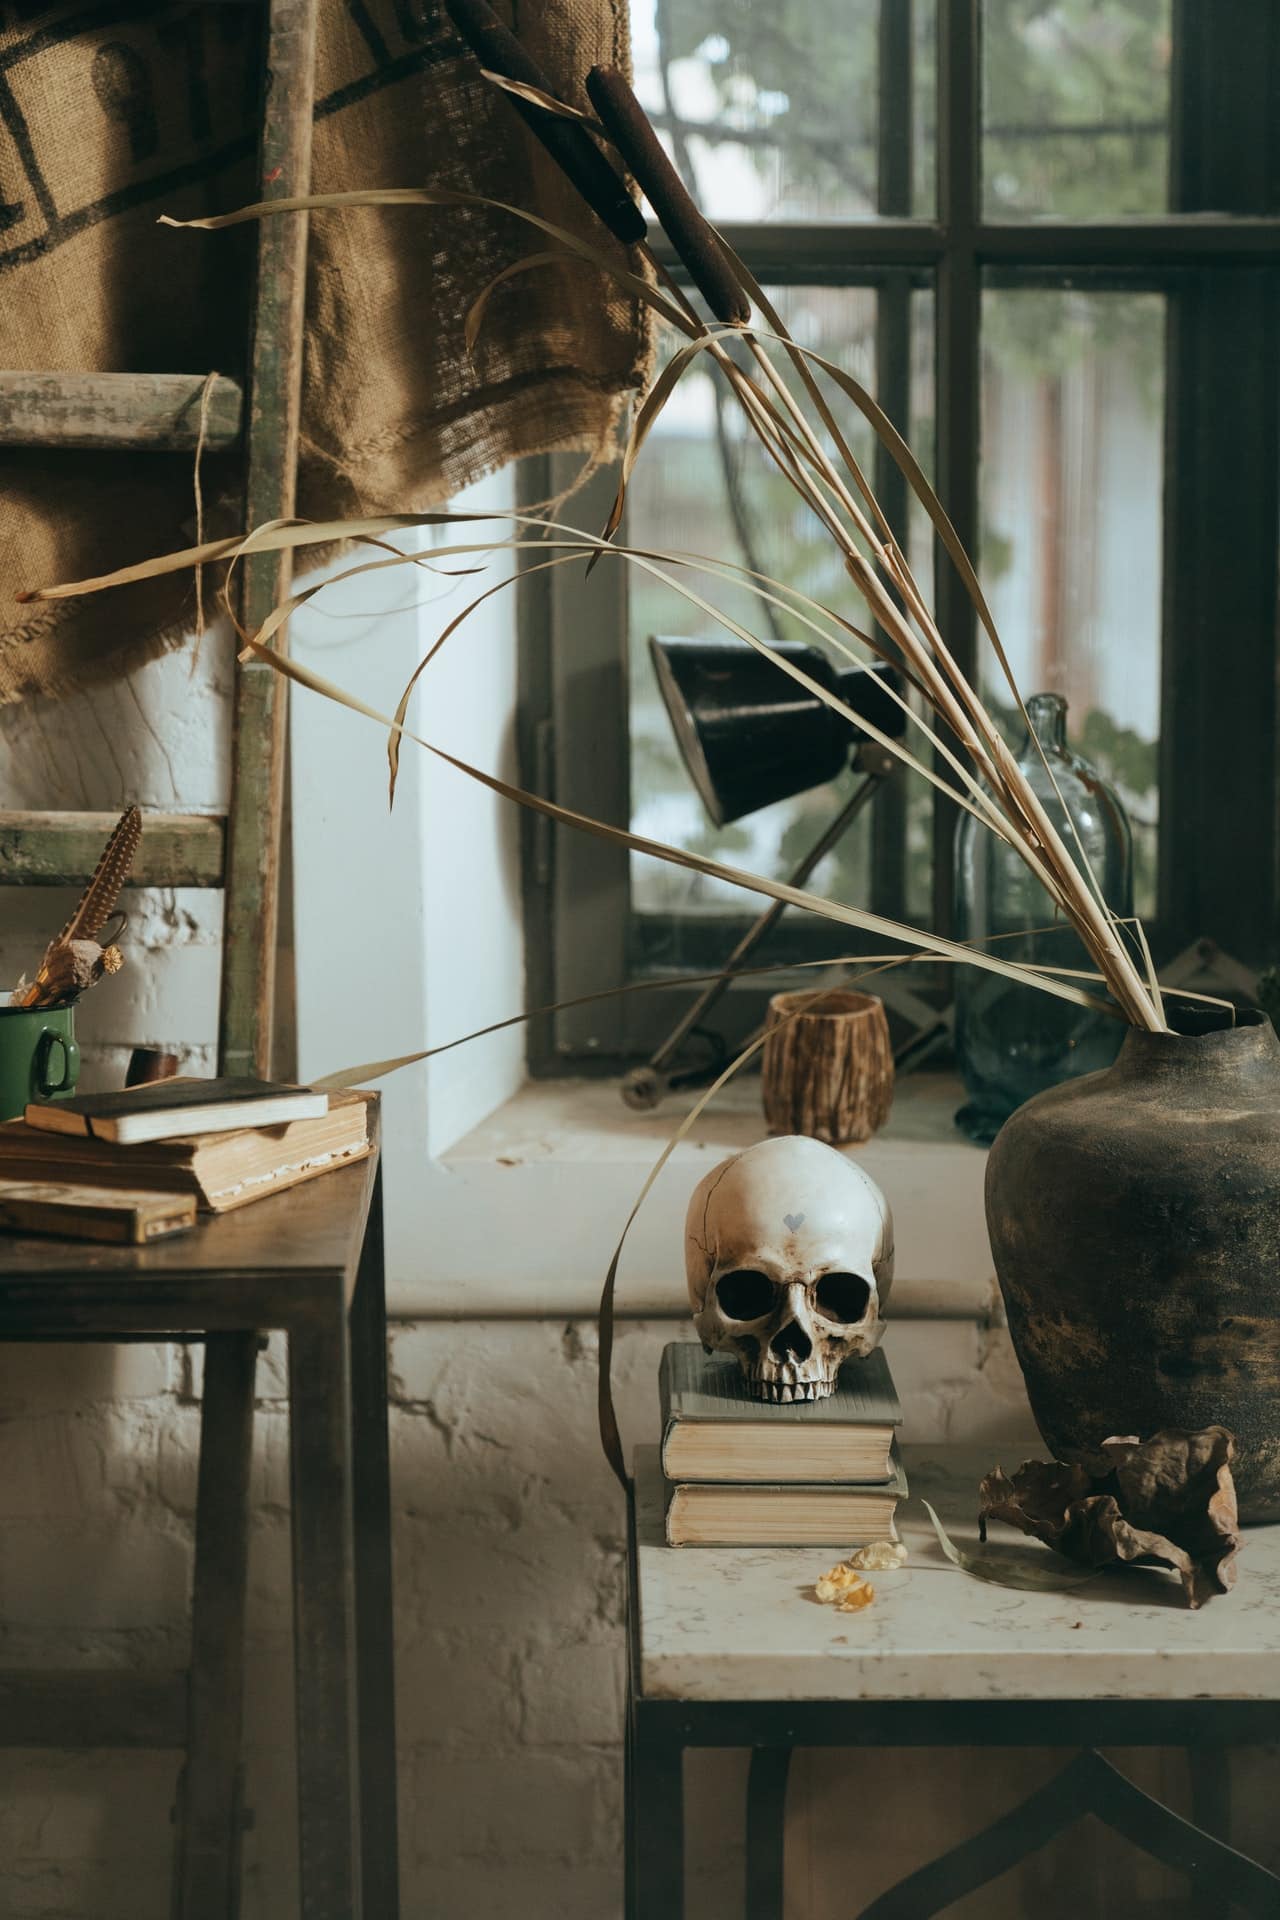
[659,1342,901,1428]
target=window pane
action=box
[627,284,935,948]
[630,0,937,223]
[980,288,1165,917]
[982,0,1172,218]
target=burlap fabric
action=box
[0,1,652,704]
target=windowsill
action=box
[391,1071,996,1322]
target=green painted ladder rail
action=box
[0,0,319,1082]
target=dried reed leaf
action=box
[387,552,571,806]
[160,188,689,334]
[923,1501,1100,1593]
[18,513,446,602]
[723,322,1144,987]
[255,524,1033,846]
[238,633,1114,1019]
[595,330,724,552]
[146,174,1159,1025]
[311,952,892,1089]
[465,251,581,353]
[479,68,605,132]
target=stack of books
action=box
[0,1077,372,1244]
[658,1342,906,1547]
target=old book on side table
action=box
[625,1444,1280,1920]
[660,1343,902,1482]
[0,1178,196,1244]
[0,1090,371,1211]
[0,1099,399,1920]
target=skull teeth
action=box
[757,1378,831,1404]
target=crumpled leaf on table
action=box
[978,1427,1241,1610]
[923,1502,1100,1591]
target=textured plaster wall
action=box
[0,1315,1035,1919]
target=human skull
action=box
[684,1135,893,1402]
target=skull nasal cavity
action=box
[716,1269,778,1320]
[770,1320,812,1362]
[815,1272,872,1322]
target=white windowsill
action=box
[389,1071,996,1322]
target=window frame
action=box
[521,0,1280,1075]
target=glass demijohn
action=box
[953,691,1134,1143]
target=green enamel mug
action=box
[0,1004,80,1122]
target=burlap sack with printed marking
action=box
[0,0,651,703]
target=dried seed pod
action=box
[445,0,645,246]
[585,66,750,326]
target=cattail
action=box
[445,0,645,247]
[585,66,750,326]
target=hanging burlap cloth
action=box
[0,2,652,704]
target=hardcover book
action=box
[0,1092,371,1213]
[24,1076,329,1146]
[664,1444,908,1547]
[659,1342,902,1484]
[0,1178,196,1245]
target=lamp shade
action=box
[649,635,904,827]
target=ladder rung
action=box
[0,812,226,888]
[0,1669,187,1748]
[0,372,243,452]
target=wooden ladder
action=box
[0,0,319,1080]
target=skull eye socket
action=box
[715,1269,778,1320]
[815,1272,872,1323]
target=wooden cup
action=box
[762,988,894,1145]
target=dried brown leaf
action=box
[979,1428,1241,1609]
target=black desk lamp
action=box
[621,636,908,1110]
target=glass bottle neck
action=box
[1023,691,1068,754]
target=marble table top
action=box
[632,1444,1280,1704]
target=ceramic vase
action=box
[986,1007,1280,1522]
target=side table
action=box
[0,1123,396,1920]
[626,1445,1280,1919]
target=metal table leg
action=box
[349,1175,400,1919]
[289,1309,361,1919]
[176,1330,258,1920]
[624,1685,638,1920]
[631,1706,685,1920]
[745,1747,792,1920]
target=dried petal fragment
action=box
[814,1562,864,1603]
[849,1539,907,1571]
[835,1578,876,1613]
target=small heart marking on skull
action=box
[783,1211,805,1233]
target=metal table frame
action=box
[624,1489,1280,1919]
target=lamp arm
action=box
[622,751,893,1107]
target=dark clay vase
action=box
[986,1008,1280,1523]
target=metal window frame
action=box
[523,0,1280,1076]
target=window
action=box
[521,0,1279,1073]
